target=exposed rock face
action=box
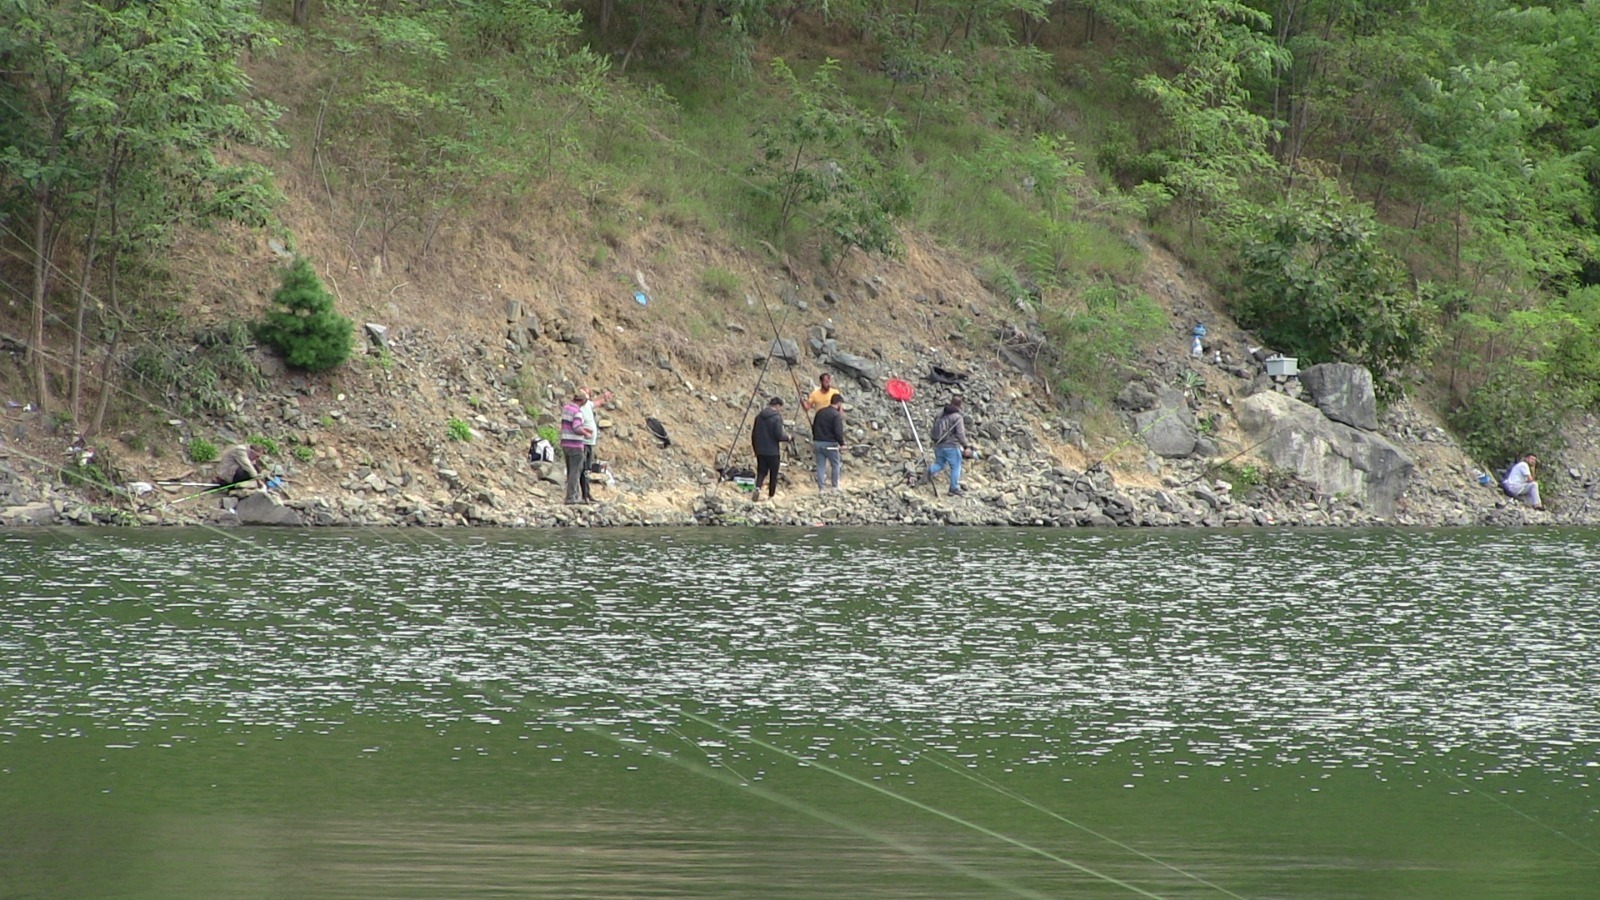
[1298,363,1379,431]
[1130,384,1197,459]
[1238,391,1414,516]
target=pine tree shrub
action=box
[256,258,354,372]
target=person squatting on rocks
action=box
[812,393,846,491]
[1502,453,1543,510]
[579,386,613,503]
[751,396,794,501]
[214,444,264,488]
[927,397,972,496]
[803,371,841,413]
[560,390,594,505]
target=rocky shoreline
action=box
[2,283,1591,531]
[0,400,1569,530]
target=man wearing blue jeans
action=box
[812,393,846,490]
[927,397,970,495]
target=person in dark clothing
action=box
[927,396,972,495]
[811,393,846,490]
[751,397,794,500]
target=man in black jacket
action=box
[811,393,846,491]
[751,397,794,500]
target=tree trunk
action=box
[87,252,123,439]
[70,186,106,428]
[29,195,53,415]
[292,0,311,26]
[695,0,714,45]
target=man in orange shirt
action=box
[802,372,841,413]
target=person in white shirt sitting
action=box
[1501,454,1543,510]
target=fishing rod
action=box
[751,285,815,434]
[713,297,797,495]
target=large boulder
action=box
[234,491,303,526]
[825,350,882,382]
[1237,391,1413,516]
[1298,362,1379,431]
[761,338,800,366]
[0,501,58,526]
[1132,384,1198,458]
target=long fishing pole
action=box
[714,298,797,493]
[751,286,814,434]
[751,285,818,473]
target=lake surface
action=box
[2,526,1597,898]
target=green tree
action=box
[256,258,355,372]
[0,0,279,425]
[1094,0,1285,223]
[1448,362,1572,473]
[751,58,909,265]
[1234,190,1433,399]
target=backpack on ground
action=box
[529,436,556,465]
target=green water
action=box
[2,527,1597,897]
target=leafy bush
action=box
[1233,192,1433,401]
[294,445,315,463]
[537,424,559,445]
[1039,281,1166,400]
[59,461,114,494]
[188,438,218,463]
[751,58,908,263]
[255,257,354,372]
[447,418,473,442]
[1448,364,1573,471]
[245,434,279,455]
[127,321,262,417]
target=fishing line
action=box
[0,72,1510,898]
[601,718,1058,899]
[0,510,1154,895]
[846,720,1251,899]
[1440,769,1600,859]
[653,698,1169,899]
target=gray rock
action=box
[1237,391,1414,517]
[826,351,881,381]
[1299,362,1379,431]
[764,338,800,365]
[1115,380,1157,411]
[1133,385,1197,458]
[1,501,57,526]
[234,492,303,526]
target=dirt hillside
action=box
[3,143,1588,527]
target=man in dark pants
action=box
[751,397,794,501]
